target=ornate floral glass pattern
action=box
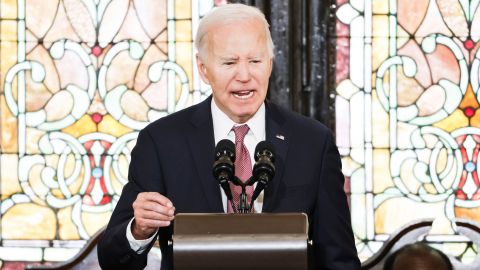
[0,0,216,265]
[336,0,480,262]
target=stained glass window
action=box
[0,0,219,265]
[336,0,480,262]
[5,0,480,266]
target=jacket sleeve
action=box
[310,130,361,270]
[97,128,165,269]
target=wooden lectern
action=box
[172,213,309,270]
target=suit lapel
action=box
[262,101,290,212]
[186,97,224,212]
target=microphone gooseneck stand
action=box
[231,176,255,213]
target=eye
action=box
[250,60,261,64]
[223,62,235,66]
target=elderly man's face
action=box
[197,19,272,123]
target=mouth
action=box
[232,90,254,100]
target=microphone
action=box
[213,139,236,201]
[251,141,275,203]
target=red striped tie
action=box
[227,125,254,213]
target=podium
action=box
[172,213,309,270]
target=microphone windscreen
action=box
[215,139,235,160]
[254,141,275,161]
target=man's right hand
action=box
[131,192,175,240]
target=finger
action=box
[136,217,172,228]
[138,192,173,208]
[135,200,174,215]
[136,210,175,221]
[133,200,175,217]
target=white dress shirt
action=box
[126,98,266,253]
[211,98,266,213]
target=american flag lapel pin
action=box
[276,134,285,140]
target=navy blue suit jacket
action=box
[98,96,360,269]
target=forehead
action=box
[206,19,268,56]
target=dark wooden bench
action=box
[25,227,161,270]
[25,219,480,269]
[362,219,480,270]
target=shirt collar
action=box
[211,98,265,143]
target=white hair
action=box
[194,3,274,60]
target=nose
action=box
[235,61,251,82]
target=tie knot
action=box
[233,125,249,143]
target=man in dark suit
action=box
[98,3,360,270]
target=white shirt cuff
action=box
[126,218,158,254]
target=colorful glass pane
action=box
[336,0,480,262]
[0,0,216,264]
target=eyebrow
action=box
[220,57,238,61]
[219,56,262,61]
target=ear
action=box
[196,54,210,85]
[267,58,273,76]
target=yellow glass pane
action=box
[0,154,21,199]
[400,158,421,193]
[372,37,389,71]
[372,15,389,37]
[0,20,17,41]
[58,207,80,240]
[2,203,56,239]
[97,115,133,137]
[1,0,17,19]
[434,148,447,177]
[176,20,192,42]
[433,109,469,132]
[62,115,97,138]
[459,84,479,109]
[1,42,18,91]
[28,162,50,198]
[472,110,480,127]
[397,70,423,107]
[25,81,52,113]
[0,96,18,153]
[175,0,191,19]
[51,188,65,199]
[455,206,480,224]
[372,0,388,14]
[372,90,389,148]
[176,42,193,89]
[81,211,111,236]
[423,183,437,194]
[65,154,84,195]
[373,149,392,193]
[109,171,123,196]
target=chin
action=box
[232,109,257,122]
